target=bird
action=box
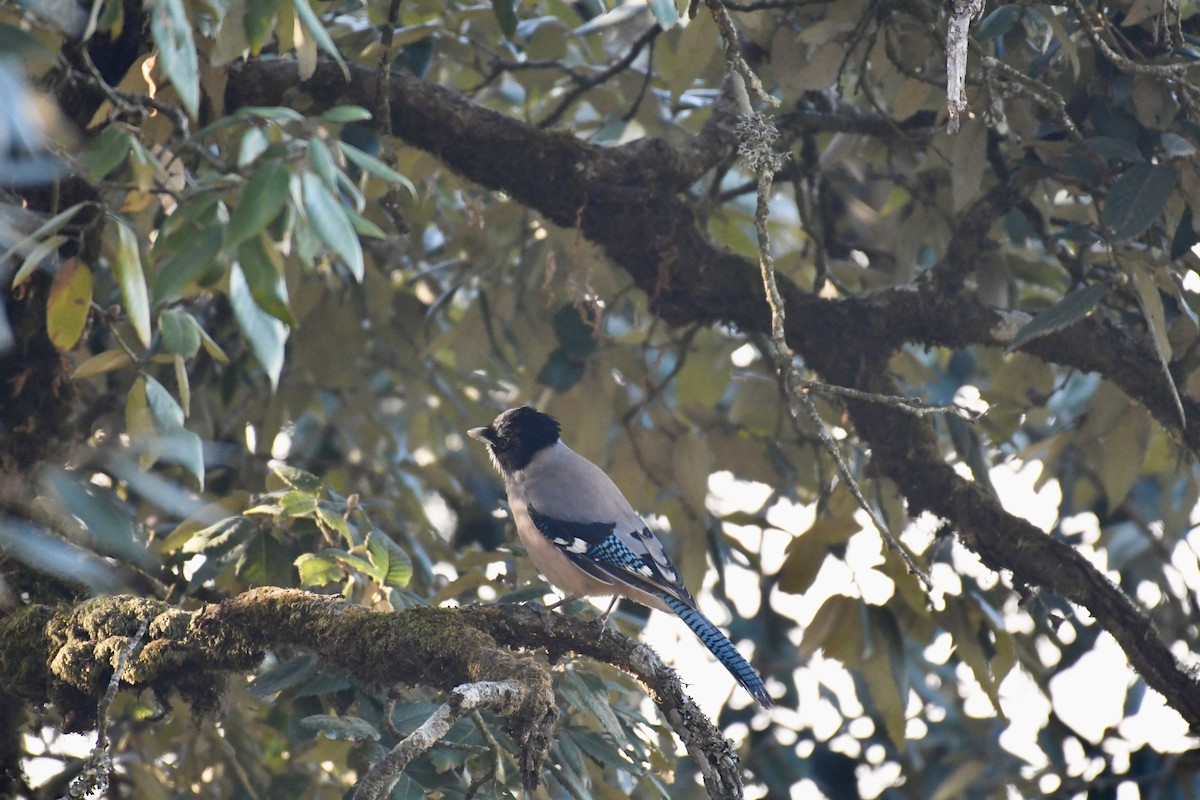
[468,405,773,708]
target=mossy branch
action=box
[0,588,746,798]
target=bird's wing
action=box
[527,504,695,608]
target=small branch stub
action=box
[947,0,985,133]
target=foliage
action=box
[3,0,1200,798]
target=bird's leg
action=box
[596,595,620,629]
[543,594,577,611]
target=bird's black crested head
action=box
[469,406,561,474]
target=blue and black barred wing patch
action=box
[527,505,693,606]
[527,505,617,585]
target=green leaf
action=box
[1006,283,1108,352]
[244,0,275,53]
[366,529,412,588]
[228,161,290,246]
[47,469,155,569]
[778,515,858,596]
[238,127,270,168]
[316,503,355,546]
[291,0,349,79]
[154,224,225,301]
[144,375,205,487]
[238,234,296,325]
[159,308,202,357]
[151,0,201,118]
[337,142,417,197]
[271,463,322,494]
[295,552,342,586]
[308,136,340,192]
[174,354,190,417]
[11,234,68,287]
[0,22,54,59]
[248,654,317,699]
[1102,163,1177,241]
[1128,262,1186,426]
[229,262,288,390]
[648,0,678,28]
[491,0,516,37]
[300,714,380,742]
[196,323,230,363]
[175,515,243,554]
[345,207,387,239]
[319,106,372,124]
[301,172,364,281]
[72,348,133,380]
[860,614,907,748]
[1085,136,1144,164]
[278,490,318,518]
[235,529,293,586]
[232,105,306,125]
[97,0,124,37]
[113,219,152,347]
[1,201,87,272]
[328,549,377,577]
[83,126,133,179]
[46,257,92,351]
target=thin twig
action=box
[463,710,501,800]
[353,681,523,800]
[736,85,932,591]
[63,620,148,800]
[538,26,662,128]
[802,380,980,419]
[704,0,780,108]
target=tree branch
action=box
[0,589,748,798]
[218,58,1200,728]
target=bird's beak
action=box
[467,427,489,442]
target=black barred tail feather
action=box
[662,594,773,708]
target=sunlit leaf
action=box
[151,0,201,117]
[72,348,133,380]
[301,172,363,281]
[46,257,92,351]
[1128,262,1185,426]
[337,142,417,197]
[11,234,67,287]
[295,552,342,586]
[229,262,288,390]
[366,529,412,588]
[319,106,372,124]
[271,463,322,494]
[292,0,349,79]
[113,218,152,347]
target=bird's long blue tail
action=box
[661,595,773,708]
